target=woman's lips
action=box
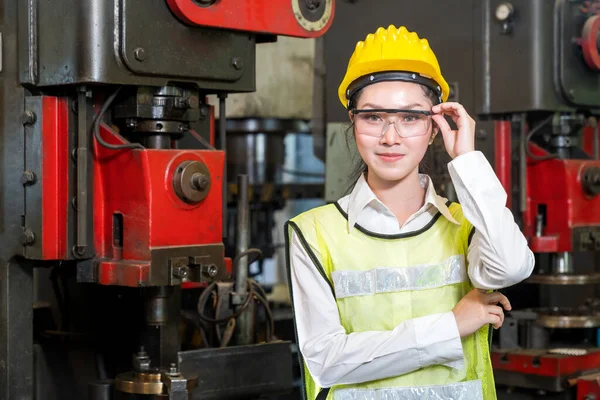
[377,153,405,163]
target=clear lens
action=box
[354,111,430,138]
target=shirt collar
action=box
[346,173,459,232]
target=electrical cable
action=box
[93,87,144,150]
[188,129,216,151]
[525,115,557,161]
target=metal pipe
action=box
[494,119,512,210]
[520,113,527,214]
[145,134,171,149]
[235,174,249,295]
[76,87,89,256]
[219,94,228,238]
[235,174,252,345]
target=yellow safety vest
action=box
[285,201,496,400]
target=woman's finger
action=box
[432,102,472,128]
[431,114,454,137]
[487,305,505,325]
[486,292,512,311]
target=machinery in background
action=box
[321,1,600,398]
[0,1,334,399]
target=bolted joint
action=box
[21,228,36,246]
[134,47,146,62]
[190,173,209,191]
[21,110,37,126]
[132,346,151,373]
[201,263,218,278]
[167,362,180,376]
[305,0,321,10]
[21,170,37,186]
[231,57,243,70]
[172,265,190,280]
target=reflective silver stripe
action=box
[333,379,483,400]
[331,254,466,299]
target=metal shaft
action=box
[235,174,249,295]
[76,88,89,255]
[519,113,527,214]
[234,174,252,345]
[219,94,228,238]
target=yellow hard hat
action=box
[338,25,450,109]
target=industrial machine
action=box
[0,1,334,399]
[321,1,600,398]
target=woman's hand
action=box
[430,102,476,159]
[452,289,511,338]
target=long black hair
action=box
[343,84,442,195]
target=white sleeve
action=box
[288,229,465,388]
[447,151,535,290]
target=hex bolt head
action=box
[231,57,243,70]
[21,170,37,186]
[21,110,37,126]
[167,362,179,375]
[172,265,190,280]
[207,264,218,277]
[191,173,209,191]
[21,229,35,246]
[200,106,209,118]
[134,47,146,62]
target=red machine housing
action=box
[34,97,71,260]
[166,0,335,38]
[93,123,226,287]
[523,143,600,253]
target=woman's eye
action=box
[365,114,382,122]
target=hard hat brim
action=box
[338,59,450,108]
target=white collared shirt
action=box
[288,151,534,388]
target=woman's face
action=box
[351,81,436,183]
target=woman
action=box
[285,26,534,400]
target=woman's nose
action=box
[380,122,402,145]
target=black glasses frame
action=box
[351,108,433,116]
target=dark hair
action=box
[343,83,441,195]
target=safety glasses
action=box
[351,108,432,138]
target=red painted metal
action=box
[577,372,600,400]
[93,123,225,287]
[41,96,70,260]
[165,0,334,38]
[582,122,600,159]
[523,143,600,252]
[581,14,600,71]
[491,349,600,378]
[494,120,512,210]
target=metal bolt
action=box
[200,106,209,118]
[126,119,138,129]
[21,110,37,126]
[173,265,190,280]
[21,170,37,185]
[191,173,209,191]
[21,229,35,246]
[169,363,178,375]
[207,264,218,277]
[134,47,146,62]
[305,0,321,10]
[178,124,189,133]
[231,57,243,70]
